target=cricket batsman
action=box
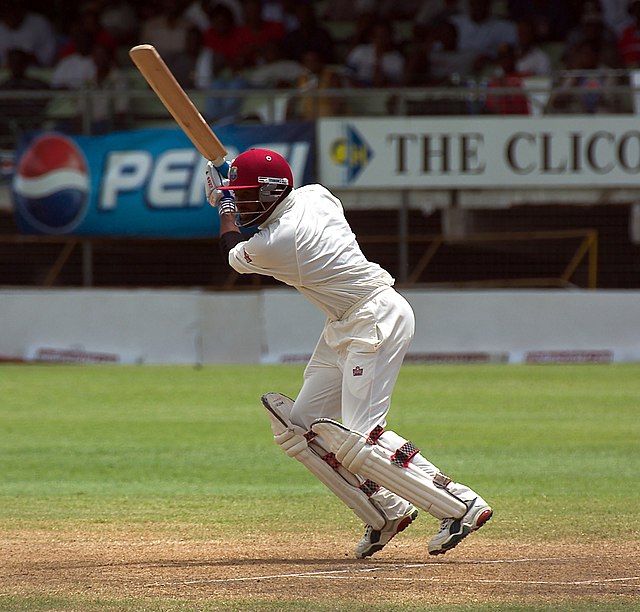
[205,149,493,558]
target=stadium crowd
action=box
[0,0,639,132]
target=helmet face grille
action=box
[232,183,291,228]
[258,182,288,205]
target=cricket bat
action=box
[129,44,228,174]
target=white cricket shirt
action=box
[228,184,394,320]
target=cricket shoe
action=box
[355,506,418,559]
[427,486,493,556]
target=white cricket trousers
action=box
[292,287,443,521]
[291,286,414,436]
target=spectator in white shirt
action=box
[50,31,128,133]
[600,0,635,37]
[450,0,518,73]
[0,6,58,68]
[139,0,193,58]
[345,21,405,86]
[428,19,477,82]
[515,19,552,75]
[50,32,95,90]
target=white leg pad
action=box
[311,418,467,520]
[261,393,386,530]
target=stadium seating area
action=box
[2,1,640,290]
[1,0,639,143]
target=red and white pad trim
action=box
[391,442,420,467]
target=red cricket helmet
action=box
[219,148,293,227]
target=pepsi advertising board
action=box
[12,122,314,237]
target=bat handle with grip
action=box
[211,157,229,179]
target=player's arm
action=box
[206,161,244,261]
[219,213,243,260]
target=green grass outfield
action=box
[1,363,639,610]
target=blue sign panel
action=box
[12,122,315,237]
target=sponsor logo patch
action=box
[352,366,363,376]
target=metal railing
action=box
[0,68,638,146]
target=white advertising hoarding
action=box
[318,116,640,189]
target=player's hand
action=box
[205,160,236,215]
[205,160,228,206]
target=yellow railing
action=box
[387,229,599,289]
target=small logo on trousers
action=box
[352,366,363,376]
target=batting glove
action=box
[205,160,231,208]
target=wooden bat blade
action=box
[129,44,227,161]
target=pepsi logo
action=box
[12,133,90,233]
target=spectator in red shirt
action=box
[202,3,243,71]
[234,0,285,69]
[618,0,640,67]
[57,3,117,61]
[485,43,531,114]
